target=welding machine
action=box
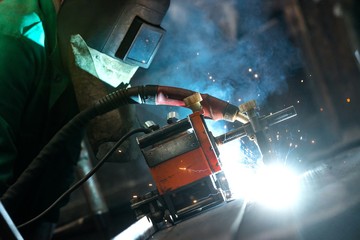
[0,84,296,237]
[130,91,297,226]
[132,110,231,225]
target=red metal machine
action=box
[131,91,297,225]
[0,82,297,240]
[148,111,223,195]
[135,110,230,224]
[0,84,295,235]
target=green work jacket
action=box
[0,0,82,224]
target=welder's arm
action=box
[0,35,39,195]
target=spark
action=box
[196,52,200,56]
[320,107,324,112]
[300,79,304,83]
[254,73,259,78]
[346,98,351,103]
[284,142,299,165]
[233,165,300,209]
[311,140,316,144]
[297,100,300,103]
[248,68,253,72]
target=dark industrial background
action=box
[54,0,360,239]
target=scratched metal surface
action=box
[151,146,360,240]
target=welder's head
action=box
[57,0,170,157]
[58,0,170,87]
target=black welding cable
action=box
[0,85,157,229]
[16,127,151,229]
[0,106,98,220]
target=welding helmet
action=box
[58,0,170,87]
[57,0,170,156]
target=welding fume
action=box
[0,0,297,239]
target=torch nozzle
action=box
[235,111,250,124]
[216,104,297,165]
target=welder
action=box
[0,0,169,239]
[0,0,82,239]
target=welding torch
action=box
[175,90,296,164]
[215,102,297,164]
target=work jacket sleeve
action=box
[0,34,45,194]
